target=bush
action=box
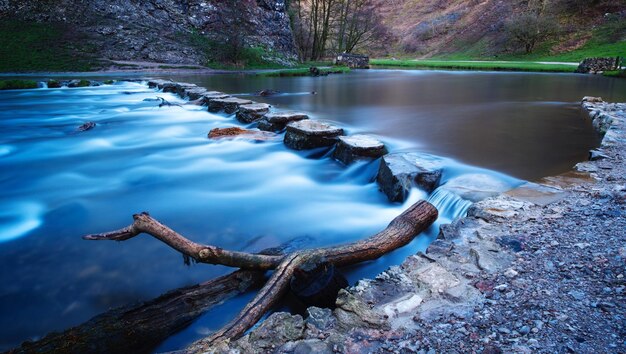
[0,79,38,90]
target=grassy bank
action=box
[257,66,350,77]
[370,59,578,73]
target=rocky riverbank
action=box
[201,99,625,353]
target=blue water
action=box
[0,69,618,351]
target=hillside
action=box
[373,0,626,60]
[0,0,297,71]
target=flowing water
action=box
[0,70,623,351]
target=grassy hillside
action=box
[373,0,625,61]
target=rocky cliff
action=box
[0,0,297,66]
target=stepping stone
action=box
[332,134,387,164]
[236,103,271,123]
[208,97,254,114]
[284,120,344,150]
[173,83,198,96]
[258,112,309,132]
[183,87,209,100]
[147,79,169,88]
[207,127,277,141]
[376,153,445,202]
[201,92,230,105]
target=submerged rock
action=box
[236,103,271,123]
[332,134,387,164]
[208,97,254,114]
[77,122,96,132]
[257,111,309,132]
[284,120,344,150]
[207,127,277,141]
[376,153,445,202]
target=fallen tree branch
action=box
[84,212,283,270]
[187,201,438,350]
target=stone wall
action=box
[575,57,622,74]
[334,53,370,69]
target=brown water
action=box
[165,69,626,180]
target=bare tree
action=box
[504,12,557,53]
[335,0,389,53]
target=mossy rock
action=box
[0,79,38,90]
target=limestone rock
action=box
[183,87,209,100]
[284,120,344,150]
[332,134,387,164]
[208,97,254,114]
[376,153,445,202]
[201,92,230,105]
[258,111,309,132]
[236,103,271,123]
[334,289,389,330]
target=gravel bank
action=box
[206,99,626,353]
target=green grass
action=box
[603,70,626,78]
[257,66,351,77]
[0,79,38,90]
[370,59,577,73]
[0,20,102,72]
[158,65,203,69]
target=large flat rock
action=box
[236,103,271,123]
[440,173,512,202]
[208,97,255,114]
[284,120,344,150]
[258,111,309,132]
[376,153,445,202]
[332,134,387,164]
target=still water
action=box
[0,70,622,351]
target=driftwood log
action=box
[82,200,437,350]
[10,271,264,354]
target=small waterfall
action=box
[427,187,473,223]
[38,81,47,89]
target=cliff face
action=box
[0,0,297,65]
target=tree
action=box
[335,0,389,53]
[287,0,389,60]
[504,12,557,53]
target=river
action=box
[0,70,623,351]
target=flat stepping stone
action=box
[236,103,271,123]
[376,152,445,202]
[332,134,387,164]
[284,120,344,150]
[208,97,254,114]
[258,112,309,132]
[208,127,277,141]
[201,92,230,104]
[183,87,209,100]
[147,79,170,88]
